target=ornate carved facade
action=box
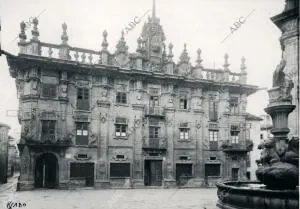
[6,1,259,190]
[271,0,299,138]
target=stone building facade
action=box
[245,114,262,180]
[6,1,259,190]
[7,136,19,177]
[0,122,10,183]
[271,0,299,139]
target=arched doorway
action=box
[35,153,58,188]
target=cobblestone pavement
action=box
[0,180,218,209]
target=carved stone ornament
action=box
[272,59,286,87]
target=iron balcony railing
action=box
[221,140,253,152]
[145,106,166,118]
[142,137,168,150]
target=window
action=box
[116,92,127,104]
[210,157,216,160]
[179,128,189,140]
[42,84,56,98]
[205,164,220,177]
[209,98,218,121]
[77,154,88,159]
[116,155,125,159]
[41,120,55,141]
[179,97,188,109]
[149,127,159,138]
[77,88,89,110]
[110,163,130,177]
[70,163,94,179]
[129,80,136,90]
[150,96,159,107]
[246,129,250,140]
[115,117,127,137]
[231,125,240,144]
[209,124,218,150]
[179,156,189,160]
[76,122,89,145]
[230,97,239,114]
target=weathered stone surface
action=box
[256,162,298,190]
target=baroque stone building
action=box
[6,1,259,190]
[0,122,10,183]
[271,0,299,139]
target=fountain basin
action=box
[216,181,299,209]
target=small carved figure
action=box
[166,97,174,108]
[283,79,294,100]
[272,59,286,87]
[60,84,67,97]
[100,88,108,101]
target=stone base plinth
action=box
[132,179,145,188]
[95,180,110,189]
[178,178,205,188]
[163,179,176,188]
[17,180,34,191]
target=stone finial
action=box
[167,43,174,60]
[223,53,230,70]
[101,30,108,51]
[61,22,68,45]
[196,48,203,67]
[162,43,167,62]
[137,37,143,52]
[19,21,27,42]
[179,43,190,64]
[31,17,39,41]
[116,30,128,54]
[240,56,246,72]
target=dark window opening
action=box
[149,127,159,138]
[210,157,216,160]
[116,92,127,104]
[230,97,239,114]
[77,154,88,159]
[179,128,189,140]
[231,125,240,144]
[42,84,57,98]
[205,164,220,177]
[209,99,218,121]
[115,118,127,137]
[77,88,89,110]
[150,96,159,107]
[116,155,125,159]
[179,98,188,109]
[179,156,189,160]
[209,128,218,150]
[76,122,89,145]
[41,120,56,141]
[110,163,130,177]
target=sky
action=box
[0,0,284,139]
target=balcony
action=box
[145,106,165,118]
[221,140,253,153]
[142,137,168,150]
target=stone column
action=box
[163,105,176,188]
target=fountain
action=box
[216,59,299,209]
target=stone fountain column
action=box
[255,60,298,190]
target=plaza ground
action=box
[0,175,218,209]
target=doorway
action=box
[35,153,58,188]
[232,168,239,181]
[144,160,162,186]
